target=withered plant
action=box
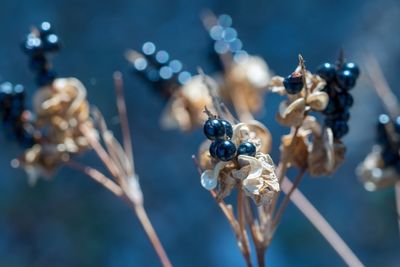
[1,22,172,267]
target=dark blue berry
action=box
[220,120,233,139]
[337,92,353,108]
[209,140,221,158]
[330,120,349,139]
[322,99,337,115]
[316,62,336,83]
[336,69,356,90]
[22,34,44,56]
[29,55,47,72]
[237,142,256,157]
[39,21,53,36]
[204,119,225,140]
[283,72,303,94]
[216,140,237,161]
[342,62,360,79]
[43,34,60,52]
[376,114,391,145]
[36,70,56,86]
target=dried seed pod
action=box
[276,98,306,127]
[160,75,215,131]
[357,146,400,191]
[280,131,309,170]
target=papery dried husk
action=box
[236,154,279,206]
[268,76,286,95]
[214,161,237,201]
[306,91,329,111]
[19,144,70,184]
[160,75,214,131]
[280,132,309,169]
[232,121,272,154]
[301,116,322,136]
[276,98,306,127]
[224,56,271,113]
[33,78,93,153]
[357,146,400,191]
[308,128,346,176]
[197,139,216,171]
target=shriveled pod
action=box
[34,78,90,122]
[306,91,329,111]
[160,75,216,131]
[197,139,216,171]
[308,128,346,176]
[232,121,272,154]
[357,146,400,191]
[277,98,306,127]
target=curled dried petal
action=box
[232,121,272,154]
[201,170,218,190]
[357,146,399,191]
[306,91,329,111]
[277,99,306,127]
[280,132,309,169]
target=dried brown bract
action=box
[199,120,279,205]
[161,75,215,131]
[18,78,97,182]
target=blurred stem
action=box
[281,177,364,267]
[271,168,306,233]
[237,189,253,267]
[395,181,400,235]
[364,54,400,119]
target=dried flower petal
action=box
[280,132,309,169]
[306,91,329,111]
[277,99,306,127]
[357,146,399,191]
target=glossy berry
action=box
[376,114,391,144]
[342,62,360,79]
[36,70,56,86]
[39,21,53,36]
[220,120,233,139]
[283,72,303,94]
[22,34,43,56]
[209,140,221,158]
[337,92,354,108]
[336,69,356,90]
[216,140,237,161]
[237,142,256,157]
[43,34,60,52]
[316,62,336,83]
[322,99,337,115]
[204,119,225,140]
[330,120,349,139]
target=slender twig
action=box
[113,71,134,166]
[66,161,123,197]
[364,54,400,119]
[198,67,224,118]
[395,181,400,235]
[271,168,306,231]
[282,177,364,267]
[237,189,253,267]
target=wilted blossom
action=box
[269,67,328,127]
[357,146,399,191]
[199,121,279,206]
[161,75,215,131]
[18,77,98,183]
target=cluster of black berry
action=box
[130,42,192,97]
[204,117,256,161]
[317,61,360,139]
[21,21,60,86]
[376,114,400,172]
[0,82,34,148]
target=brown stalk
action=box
[237,188,253,267]
[395,181,400,235]
[271,168,306,232]
[281,177,364,267]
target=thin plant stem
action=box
[237,189,253,267]
[271,168,306,232]
[66,161,123,197]
[364,54,400,119]
[281,177,364,267]
[113,71,134,166]
[395,181,400,235]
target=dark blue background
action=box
[0,0,399,266]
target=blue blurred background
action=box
[0,0,399,266]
